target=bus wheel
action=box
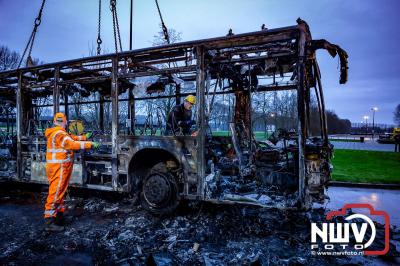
[140,170,180,216]
[0,159,9,171]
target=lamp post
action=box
[371,107,378,139]
[129,0,133,50]
[363,115,369,134]
[270,113,276,134]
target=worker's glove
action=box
[85,132,93,139]
[92,142,100,150]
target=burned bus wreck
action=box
[0,19,348,214]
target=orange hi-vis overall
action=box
[44,126,92,218]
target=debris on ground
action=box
[0,185,399,265]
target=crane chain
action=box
[18,0,46,68]
[110,0,118,53]
[110,0,123,53]
[114,2,123,52]
[97,0,102,55]
[154,0,170,44]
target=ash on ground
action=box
[0,184,399,266]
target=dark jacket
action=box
[166,103,194,135]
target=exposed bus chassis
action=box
[0,19,348,214]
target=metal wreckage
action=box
[0,19,348,215]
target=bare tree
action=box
[0,45,21,70]
[270,91,297,130]
[152,25,182,46]
[252,92,274,136]
[394,104,400,126]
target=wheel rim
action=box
[0,160,8,171]
[143,173,173,207]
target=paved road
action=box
[331,140,396,152]
[326,186,400,226]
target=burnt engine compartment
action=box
[203,128,332,208]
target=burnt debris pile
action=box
[0,187,399,265]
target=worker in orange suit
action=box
[44,112,99,232]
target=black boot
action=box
[45,217,65,232]
[55,212,65,226]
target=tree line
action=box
[0,45,42,70]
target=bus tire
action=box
[140,164,180,216]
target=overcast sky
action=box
[1,0,399,124]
